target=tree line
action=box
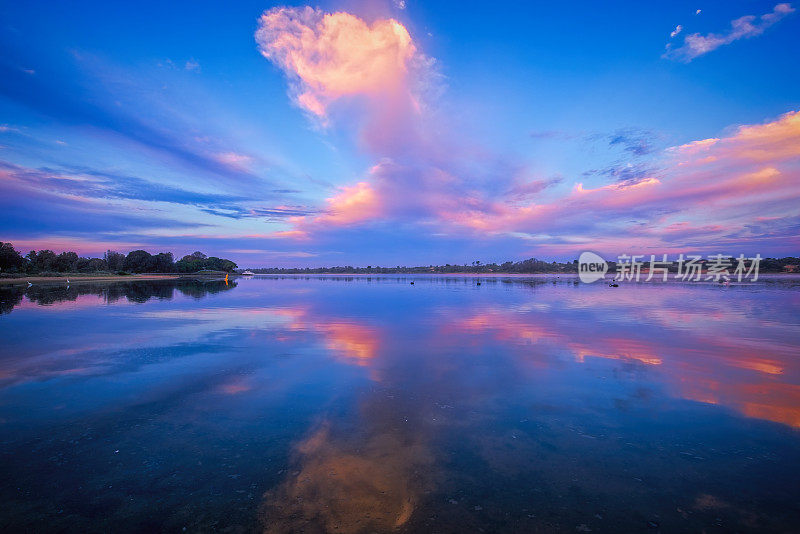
[249,256,800,274]
[3,240,797,276]
[251,259,581,274]
[0,242,237,274]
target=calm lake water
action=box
[1,275,799,533]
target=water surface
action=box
[1,275,799,532]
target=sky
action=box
[1,0,799,267]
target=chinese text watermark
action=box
[578,252,761,283]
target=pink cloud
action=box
[311,181,382,227]
[267,229,310,240]
[256,7,440,160]
[674,109,800,163]
[213,151,254,170]
[256,7,420,120]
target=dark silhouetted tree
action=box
[0,242,26,272]
[104,250,126,271]
[28,249,56,272]
[152,252,175,273]
[77,257,108,272]
[124,250,154,273]
[53,251,79,272]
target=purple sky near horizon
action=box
[1,1,799,267]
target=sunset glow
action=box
[2,2,797,265]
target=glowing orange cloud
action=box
[674,109,800,163]
[256,7,418,119]
[324,181,380,224]
[297,181,381,228]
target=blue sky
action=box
[1,1,798,266]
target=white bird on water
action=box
[27,282,32,288]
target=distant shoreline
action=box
[241,272,800,279]
[2,271,798,287]
[0,273,230,286]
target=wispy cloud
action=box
[529,129,577,140]
[608,128,656,156]
[583,160,659,186]
[213,151,254,171]
[505,176,562,202]
[0,161,249,209]
[0,44,274,188]
[200,205,318,221]
[184,59,200,72]
[0,163,201,241]
[664,3,795,62]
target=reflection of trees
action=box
[116,281,177,303]
[0,279,237,313]
[176,280,237,299]
[0,289,24,315]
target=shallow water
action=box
[1,275,799,532]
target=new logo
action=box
[578,251,608,283]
